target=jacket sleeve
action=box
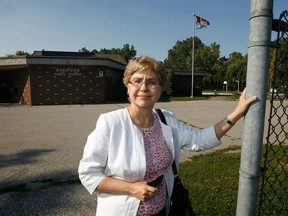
[78,114,109,194]
[163,110,221,152]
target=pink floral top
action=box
[137,113,171,215]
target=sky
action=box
[0,0,287,61]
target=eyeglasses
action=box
[129,79,159,89]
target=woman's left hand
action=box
[214,88,257,139]
[230,88,257,122]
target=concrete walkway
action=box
[0,99,270,215]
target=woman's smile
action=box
[137,94,152,99]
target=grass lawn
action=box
[178,144,287,216]
[179,145,241,215]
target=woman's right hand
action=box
[96,177,159,202]
[128,181,159,202]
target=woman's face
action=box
[127,69,162,110]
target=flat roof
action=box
[0,56,125,71]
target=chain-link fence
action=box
[258,10,288,216]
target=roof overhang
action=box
[0,57,28,71]
[0,56,125,71]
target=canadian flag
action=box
[195,15,210,29]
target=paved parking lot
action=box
[0,99,270,215]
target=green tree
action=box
[164,37,220,73]
[98,44,136,62]
[120,44,137,62]
[91,49,98,54]
[78,44,136,62]
[164,37,204,70]
[225,52,247,91]
[78,47,90,53]
[195,42,220,73]
[165,37,223,90]
[203,57,227,90]
[13,50,30,56]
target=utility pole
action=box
[236,0,273,215]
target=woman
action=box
[78,55,257,216]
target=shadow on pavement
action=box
[0,148,97,215]
[0,149,55,168]
[0,170,97,216]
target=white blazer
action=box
[78,108,220,216]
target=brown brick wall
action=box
[21,73,32,105]
[0,64,123,105]
[25,65,123,105]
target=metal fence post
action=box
[236,0,273,215]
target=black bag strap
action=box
[155,109,178,176]
[155,108,167,124]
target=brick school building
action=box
[0,51,127,105]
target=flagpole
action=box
[191,13,196,98]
